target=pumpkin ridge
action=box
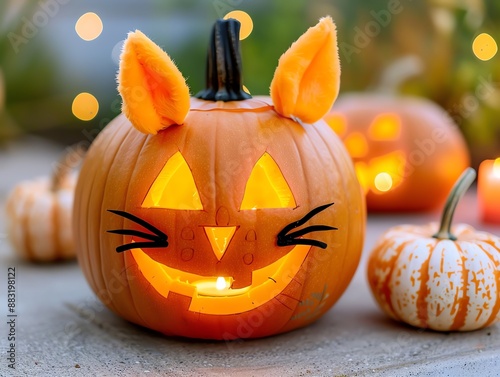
[310,123,352,305]
[376,240,396,318]
[280,255,315,329]
[51,194,60,260]
[212,106,221,213]
[450,242,470,331]
[74,137,99,292]
[78,130,114,292]
[475,242,500,327]
[281,121,308,205]
[115,131,155,325]
[415,243,432,328]
[92,124,136,316]
[21,190,36,261]
[482,238,500,255]
[98,130,136,315]
[384,239,411,320]
[274,296,294,311]
[478,242,500,269]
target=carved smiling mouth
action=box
[108,203,337,315]
[130,244,311,315]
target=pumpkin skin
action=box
[6,164,77,262]
[367,169,500,331]
[75,98,364,339]
[326,95,470,212]
[368,223,500,331]
[73,18,365,339]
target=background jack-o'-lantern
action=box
[325,94,470,212]
[73,18,365,340]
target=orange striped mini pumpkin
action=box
[367,169,500,331]
[6,150,81,262]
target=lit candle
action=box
[478,158,500,223]
[194,277,236,296]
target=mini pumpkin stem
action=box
[195,18,251,102]
[433,168,476,241]
[51,145,86,192]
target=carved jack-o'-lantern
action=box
[74,18,365,339]
[326,95,470,212]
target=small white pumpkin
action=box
[367,168,500,331]
[5,150,81,262]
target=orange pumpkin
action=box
[73,18,365,339]
[367,168,500,331]
[325,95,470,212]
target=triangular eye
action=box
[142,152,203,210]
[240,153,296,210]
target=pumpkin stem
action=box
[195,19,251,101]
[51,145,86,192]
[375,56,423,95]
[432,168,476,241]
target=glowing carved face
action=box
[327,112,406,194]
[108,149,336,315]
[73,17,368,339]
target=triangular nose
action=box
[204,226,237,261]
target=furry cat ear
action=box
[118,30,190,135]
[270,17,341,124]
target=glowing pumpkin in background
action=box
[73,18,365,339]
[325,95,470,212]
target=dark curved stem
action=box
[195,18,251,101]
[433,168,476,241]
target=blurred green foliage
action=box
[0,0,499,164]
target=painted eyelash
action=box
[277,203,337,249]
[107,210,168,253]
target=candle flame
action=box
[216,277,227,290]
[493,158,500,178]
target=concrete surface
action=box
[0,137,499,377]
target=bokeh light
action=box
[224,10,253,40]
[75,12,103,41]
[374,172,393,193]
[472,33,498,61]
[72,92,99,121]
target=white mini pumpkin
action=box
[367,169,500,331]
[6,150,81,262]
